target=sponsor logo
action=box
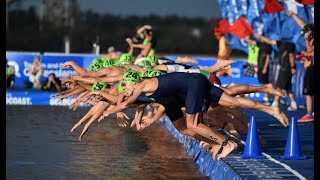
[49,97,75,106]
[6,94,32,105]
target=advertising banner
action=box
[6,52,306,107]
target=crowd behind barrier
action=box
[6,51,306,107]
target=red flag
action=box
[295,0,313,5]
[229,16,254,39]
[214,18,231,36]
[263,0,284,13]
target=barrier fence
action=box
[6,52,306,106]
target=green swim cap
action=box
[87,64,93,70]
[89,62,103,71]
[91,82,108,92]
[137,60,152,69]
[102,58,117,68]
[118,81,124,93]
[122,69,141,83]
[199,69,210,79]
[119,53,133,65]
[145,55,158,66]
[91,57,103,64]
[141,69,163,78]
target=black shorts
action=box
[257,68,269,84]
[207,84,224,106]
[155,95,185,122]
[275,70,292,91]
[303,66,314,96]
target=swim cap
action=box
[122,69,141,83]
[90,62,103,71]
[199,69,210,79]
[91,57,103,64]
[141,69,163,78]
[117,81,124,93]
[102,58,117,68]
[137,59,152,69]
[92,82,108,92]
[119,53,133,65]
[145,55,158,66]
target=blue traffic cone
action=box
[241,116,265,159]
[281,117,306,160]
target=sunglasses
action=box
[304,33,313,41]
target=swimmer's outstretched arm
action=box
[91,90,118,104]
[122,64,145,73]
[67,91,90,111]
[99,81,146,119]
[71,101,109,133]
[61,61,111,77]
[73,76,99,84]
[57,85,86,101]
[78,102,111,141]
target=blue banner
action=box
[6,89,89,106]
[6,52,97,87]
[216,0,314,54]
[6,52,306,107]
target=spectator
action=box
[255,33,297,111]
[42,73,62,92]
[6,58,15,88]
[213,26,232,76]
[286,10,314,122]
[244,37,273,105]
[26,56,44,89]
[134,25,157,58]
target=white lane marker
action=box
[220,128,307,180]
[262,153,307,180]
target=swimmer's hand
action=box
[130,117,142,131]
[116,112,129,127]
[50,92,61,98]
[70,122,81,132]
[141,116,154,129]
[60,61,74,69]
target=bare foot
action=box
[185,56,198,64]
[176,57,198,64]
[265,83,286,98]
[216,141,238,160]
[221,65,233,75]
[209,143,222,158]
[216,59,236,69]
[272,107,289,127]
[200,141,212,150]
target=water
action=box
[6,105,208,180]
